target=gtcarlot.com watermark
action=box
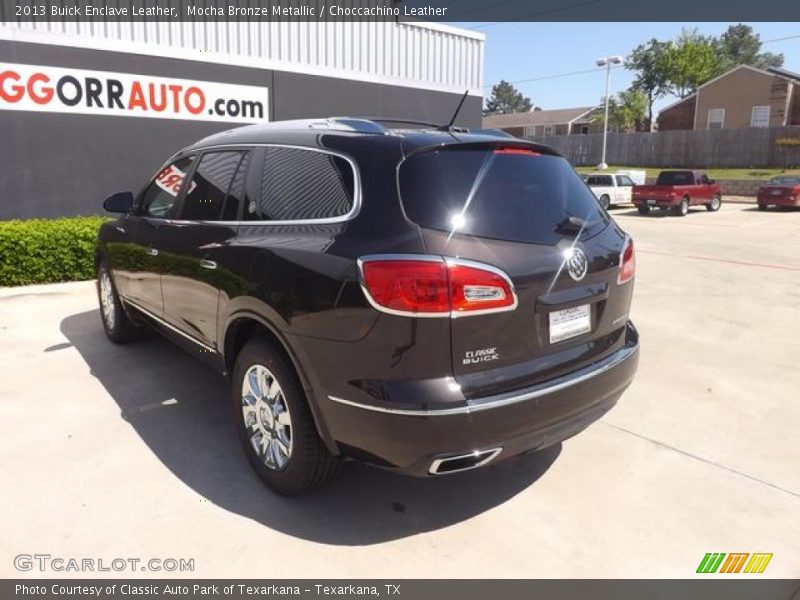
[14,553,194,573]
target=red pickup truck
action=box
[632,170,722,217]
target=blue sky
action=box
[459,22,800,113]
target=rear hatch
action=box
[398,142,634,398]
[760,185,795,198]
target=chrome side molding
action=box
[122,298,216,354]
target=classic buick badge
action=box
[565,247,588,282]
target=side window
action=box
[699,174,710,184]
[246,147,355,221]
[616,175,634,186]
[180,151,244,221]
[139,156,195,218]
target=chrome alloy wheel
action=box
[241,364,293,471]
[99,270,116,330]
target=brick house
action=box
[482,106,603,138]
[657,65,800,131]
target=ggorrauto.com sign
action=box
[0,62,269,123]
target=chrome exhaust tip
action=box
[428,447,503,475]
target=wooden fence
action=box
[526,126,800,168]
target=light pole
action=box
[595,55,623,170]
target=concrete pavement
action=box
[1,203,798,578]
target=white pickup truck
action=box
[584,172,639,209]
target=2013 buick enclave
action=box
[95,118,639,494]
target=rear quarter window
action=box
[399,147,608,245]
[246,147,355,221]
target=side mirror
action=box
[103,191,134,213]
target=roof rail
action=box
[470,128,515,138]
[340,117,471,133]
[359,117,441,129]
[245,118,388,134]
[242,117,488,136]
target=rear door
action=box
[158,150,250,349]
[398,144,633,396]
[586,174,614,203]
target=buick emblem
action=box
[565,247,588,281]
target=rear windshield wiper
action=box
[554,215,593,235]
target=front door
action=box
[109,156,196,316]
[615,175,635,204]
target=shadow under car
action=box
[60,308,562,546]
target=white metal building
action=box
[0,16,484,218]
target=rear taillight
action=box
[618,237,635,284]
[359,255,517,317]
[359,259,449,315]
[447,259,516,316]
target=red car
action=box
[757,176,800,210]
[632,170,722,217]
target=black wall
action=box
[0,40,481,219]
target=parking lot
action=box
[1,203,798,578]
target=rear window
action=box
[656,171,695,185]
[398,147,608,245]
[769,176,800,185]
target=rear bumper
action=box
[758,195,799,207]
[632,197,678,208]
[322,322,639,476]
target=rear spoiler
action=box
[403,139,563,161]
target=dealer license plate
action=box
[549,304,591,344]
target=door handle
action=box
[199,259,217,270]
[146,247,159,256]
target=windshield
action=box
[398,147,609,245]
[656,171,695,185]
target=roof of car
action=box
[184,118,561,156]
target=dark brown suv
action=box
[95,118,639,494]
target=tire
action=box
[673,196,689,217]
[96,261,143,343]
[758,204,767,211]
[231,337,339,495]
[706,194,722,212]
[599,194,611,210]
[637,205,650,215]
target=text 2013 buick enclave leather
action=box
[96,118,639,494]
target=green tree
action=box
[717,23,784,70]
[626,39,672,131]
[592,89,648,133]
[664,29,721,98]
[614,88,648,131]
[484,80,533,115]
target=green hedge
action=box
[0,216,110,286]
